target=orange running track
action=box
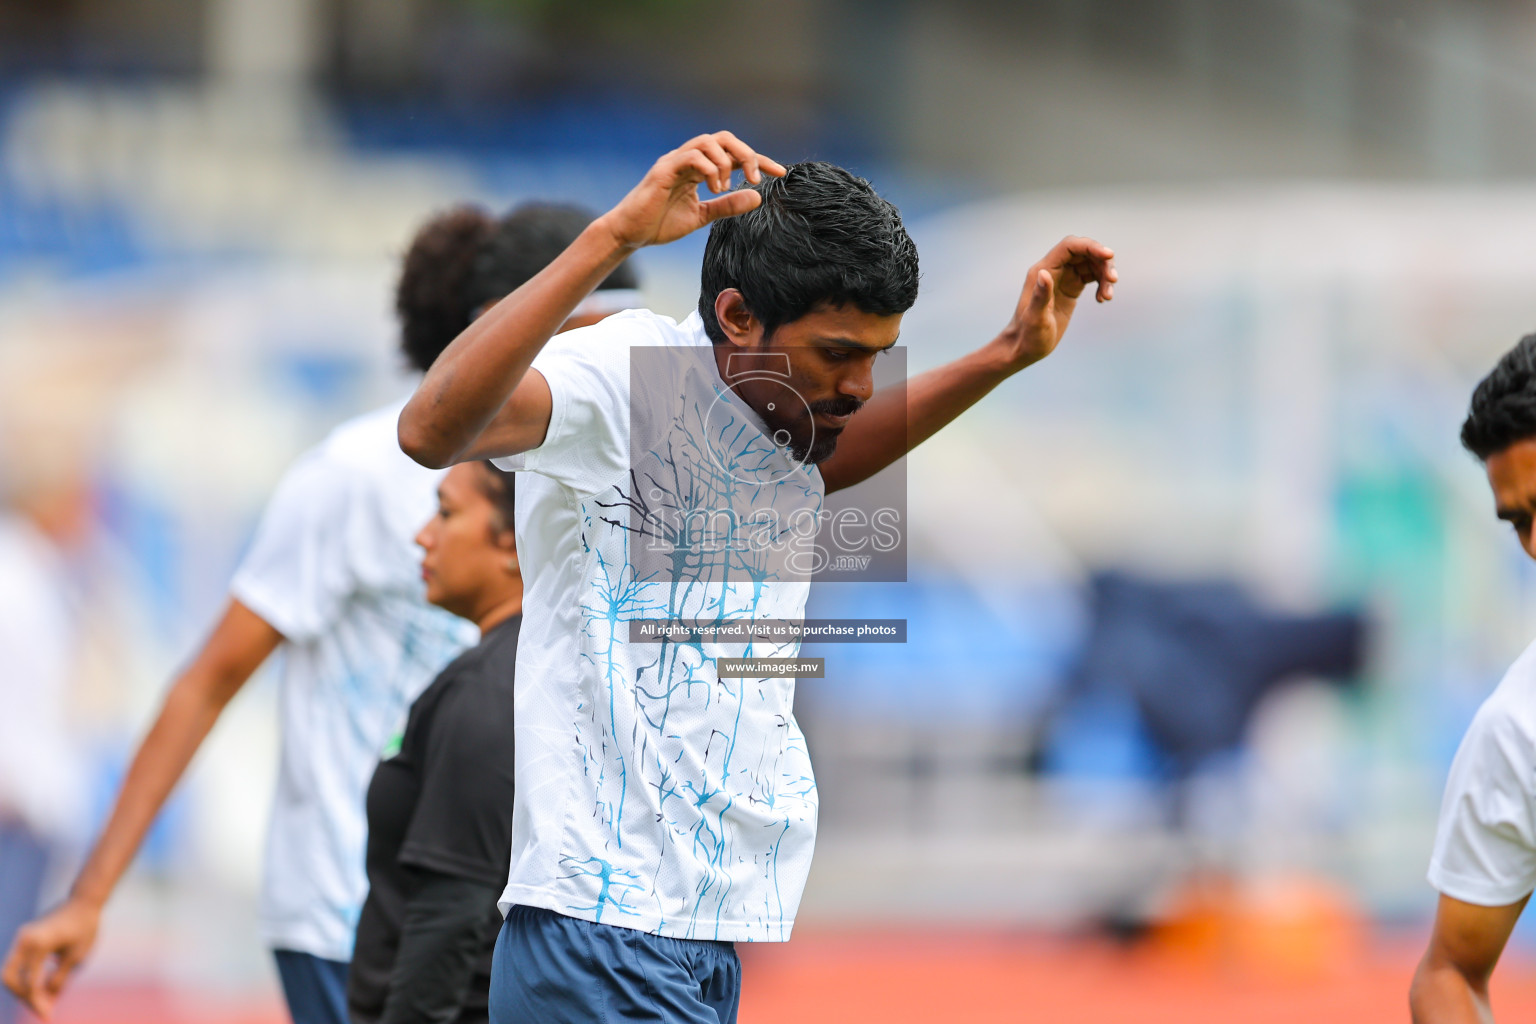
[738,930,1536,1024]
[31,931,1536,1023]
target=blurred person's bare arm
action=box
[1410,893,1528,1023]
[397,131,785,469]
[817,236,1117,494]
[1,599,281,1020]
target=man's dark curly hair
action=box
[468,203,637,315]
[395,202,638,374]
[1462,333,1536,460]
[396,205,496,374]
[697,161,919,343]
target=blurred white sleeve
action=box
[229,448,363,643]
[1429,699,1536,906]
[0,518,82,840]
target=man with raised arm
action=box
[398,131,1117,1024]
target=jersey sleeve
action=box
[1428,700,1536,906]
[229,448,364,643]
[398,668,516,885]
[489,316,635,496]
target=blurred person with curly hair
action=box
[2,202,638,1024]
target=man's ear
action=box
[495,527,520,575]
[713,289,759,348]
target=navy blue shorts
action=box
[272,949,350,1024]
[489,905,740,1024]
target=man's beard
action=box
[785,396,864,465]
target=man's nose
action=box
[841,364,875,402]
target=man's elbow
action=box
[1408,957,1435,1022]
[397,412,455,470]
[1410,952,1488,1023]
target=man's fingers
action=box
[31,985,56,1021]
[652,148,709,195]
[1,945,21,997]
[1052,235,1117,304]
[3,939,34,997]
[674,147,714,182]
[1091,256,1117,302]
[1026,267,1054,314]
[757,153,787,178]
[699,189,763,225]
[3,924,89,1020]
[663,132,786,196]
[692,131,787,189]
[25,944,83,1021]
[43,950,80,1002]
[669,150,719,194]
[711,131,785,184]
[1093,260,1116,302]
[690,135,735,193]
[705,131,755,185]
[3,941,43,1012]
[1055,234,1114,260]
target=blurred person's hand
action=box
[2,896,101,1020]
[596,131,786,251]
[995,235,1117,370]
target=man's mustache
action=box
[807,397,864,418]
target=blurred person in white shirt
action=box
[1414,332,1536,1022]
[2,202,640,1024]
[0,466,89,1024]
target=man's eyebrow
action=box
[818,335,900,352]
[1497,506,1532,522]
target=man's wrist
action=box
[981,332,1034,378]
[588,212,645,258]
[68,873,111,911]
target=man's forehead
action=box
[779,306,903,348]
[1487,437,1536,508]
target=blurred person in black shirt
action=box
[348,460,522,1024]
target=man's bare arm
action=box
[398,132,786,469]
[1,599,281,1021]
[1410,892,1528,1024]
[818,236,1116,493]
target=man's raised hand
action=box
[597,132,787,251]
[999,236,1118,369]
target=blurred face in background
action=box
[415,463,519,626]
[1486,437,1536,560]
[11,475,93,545]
